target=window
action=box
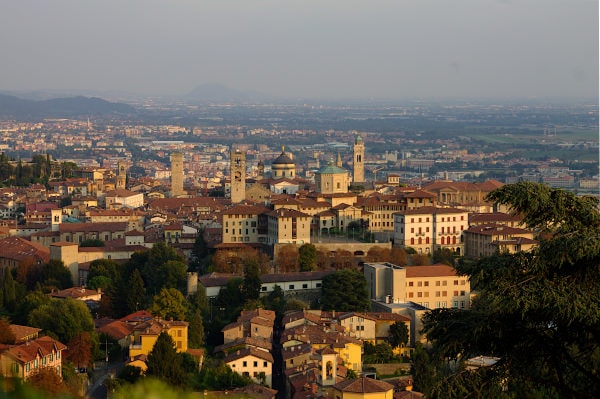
[408,282,414,287]
[289,285,295,289]
[264,361,267,367]
[442,281,447,286]
[454,290,459,296]
[454,280,459,285]
[243,361,247,367]
[408,292,414,298]
[253,361,258,367]
[460,301,465,308]
[436,291,440,297]
[424,292,429,297]
[417,281,422,287]
[453,301,459,308]
[302,284,308,289]
[316,283,322,288]
[417,292,423,298]
[261,286,267,291]
[442,291,447,296]
[460,290,466,296]
[436,281,440,286]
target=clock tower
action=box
[230,148,246,203]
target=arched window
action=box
[441,237,445,245]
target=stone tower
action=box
[116,161,127,190]
[353,134,365,183]
[230,148,246,203]
[171,152,184,197]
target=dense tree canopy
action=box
[28,298,95,343]
[298,243,317,271]
[419,182,600,398]
[321,269,370,312]
[146,332,186,387]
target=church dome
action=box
[318,158,347,175]
[272,149,294,165]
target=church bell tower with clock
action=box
[230,148,246,203]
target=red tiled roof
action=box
[334,378,394,393]
[0,236,50,264]
[404,264,459,278]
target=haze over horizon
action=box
[1,0,597,101]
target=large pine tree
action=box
[419,182,600,398]
[146,332,186,387]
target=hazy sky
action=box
[0,0,597,100]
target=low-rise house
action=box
[464,223,537,257]
[222,309,275,344]
[225,347,274,387]
[333,378,394,399]
[128,318,188,359]
[0,336,67,381]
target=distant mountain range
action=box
[0,93,137,119]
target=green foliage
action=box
[2,267,16,311]
[364,342,395,364]
[284,298,309,311]
[113,379,199,399]
[388,321,409,348]
[117,365,143,384]
[242,258,262,302]
[191,358,252,390]
[215,277,245,322]
[79,239,105,247]
[298,243,317,271]
[86,275,112,291]
[187,308,205,348]
[432,248,455,266]
[13,290,51,325]
[27,298,95,343]
[146,332,186,387]
[189,229,210,273]
[321,269,370,312]
[0,317,16,344]
[138,242,187,295]
[125,269,146,314]
[421,183,600,398]
[150,288,188,321]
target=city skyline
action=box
[0,0,597,101]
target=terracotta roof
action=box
[97,320,134,340]
[266,208,310,218]
[466,223,532,236]
[9,325,41,342]
[224,347,274,363]
[0,236,50,264]
[104,189,141,198]
[222,204,270,216]
[334,377,394,393]
[59,222,127,233]
[1,336,66,364]
[405,264,459,278]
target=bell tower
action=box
[230,149,246,203]
[353,134,365,183]
[116,161,127,190]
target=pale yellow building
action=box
[364,262,471,310]
[128,318,188,359]
[266,208,311,245]
[221,204,270,244]
[464,223,537,257]
[315,159,350,195]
